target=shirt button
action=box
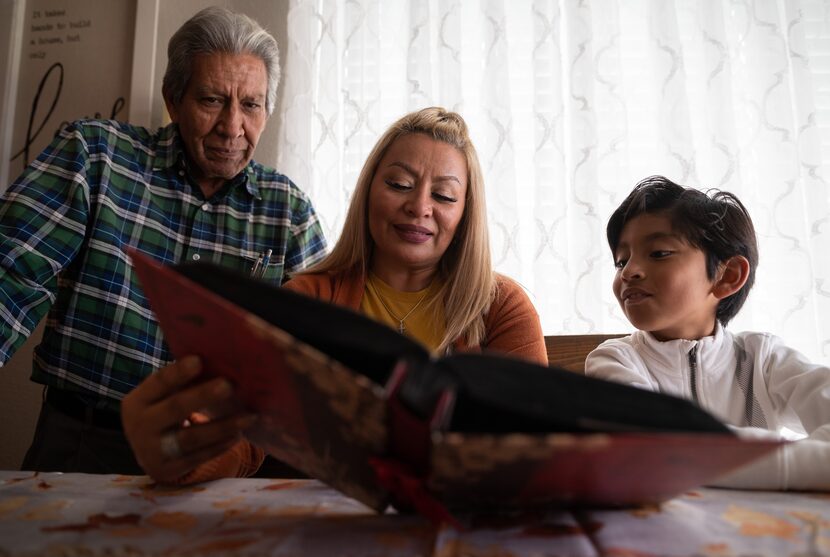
[192,254,201,261]
[201,203,210,211]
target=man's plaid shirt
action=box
[0,120,327,411]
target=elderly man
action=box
[0,7,327,474]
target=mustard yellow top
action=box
[361,273,445,351]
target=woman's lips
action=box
[394,224,433,243]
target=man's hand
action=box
[121,356,256,483]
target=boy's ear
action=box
[712,255,750,300]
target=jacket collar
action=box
[633,322,729,375]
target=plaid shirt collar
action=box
[153,123,263,200]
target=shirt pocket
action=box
[257,261,284,284]
[240,254,284,285]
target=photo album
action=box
[130,250,782,523]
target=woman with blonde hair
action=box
[122,107,546,483]
[287,106,543,357]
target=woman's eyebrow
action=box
[434,174,461,185]
[388,161,416,174]
[388,161,461,185]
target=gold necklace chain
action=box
[367,276,429,334]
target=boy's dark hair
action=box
[607,175,758,325]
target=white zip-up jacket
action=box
[585,323,830,490]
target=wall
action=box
[0,0,33,471]
[0,2,13,134]
[0,326,43,469]
[0,0,24,192]
[7,0,135,182]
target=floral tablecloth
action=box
[0,471,827,556]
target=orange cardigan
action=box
[176,269,546,484]
[283,269,547,363]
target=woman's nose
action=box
[404,188,433,217]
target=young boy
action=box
[585,175,830,490]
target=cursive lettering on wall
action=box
[10,63,126,172]
[10,62,63,171]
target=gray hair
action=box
[162,6,280,115]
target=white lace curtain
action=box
[276,0,830,363]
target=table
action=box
[0,471,827,556]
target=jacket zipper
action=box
[687,345,699,404]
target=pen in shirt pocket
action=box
[250,248,272,278]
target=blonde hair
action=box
[305,107,495,353]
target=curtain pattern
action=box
[277,0,830,363]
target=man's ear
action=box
[162,90,178,123]
[712,255,750,300]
